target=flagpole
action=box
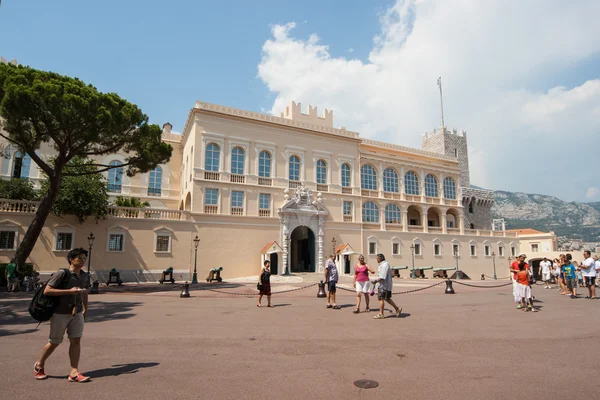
[437,77,445,132]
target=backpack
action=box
[28,268,72,325]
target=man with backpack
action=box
[33,248,90,382]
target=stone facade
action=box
[422,127,494,230]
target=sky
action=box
[1,0,599,202]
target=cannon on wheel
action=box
[159,267,175,284]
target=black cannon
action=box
[159,267,175,284]
[106,268,123,286]
[206,266,223,282]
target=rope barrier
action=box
[201,282,318,296]
[337,280,444,295]
[452,280,513,288]
[483,275,511,280]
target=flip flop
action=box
[257,304,262,307]
[267,305,274,308]
[326,305,332,309]
[353,308,360,314]
[396,308,402,318]
[332,305,341,309]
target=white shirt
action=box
[581,257,596,277]
[595,261,600,274]
[539,261,551,273]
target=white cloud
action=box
[258,0,600,201]
[587,187,600,200]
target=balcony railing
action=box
[258,177,272,186]
[492,231,505,237]
[289,180,301,189]
[204,171,220,181]
[0,199,38,213]
[445,199,459,206]
[361,189,377,197]
[107,207,187,221]
[383,192,402,200]
[230,174,245,184]
[428,226,443,233]
[386,223,403,231]
[407,225,423,232]
[259,209,271,217]
[316,184,328,193]
[147,188,161,197]
[343,215,353,222]
[231,207,244,216]
[204,205,218,214]
[425,197,441,204]
[447,228,461,234]
[341,187,353,194]
[464,229,478,235]
[107,184,122,193]
[362,222,380,230]
[405,194,420,202]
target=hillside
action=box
[491,191,600,243]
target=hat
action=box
[519,253,526,257]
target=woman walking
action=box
[257,260,273,307]
[352,254,375,314]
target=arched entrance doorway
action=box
[290,226,315,273]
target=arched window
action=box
[443,177,456,199]
[231,147,245,175]
[362,201,379,223]
[404,171,420,195]
[289,155,300,181]
[360,165,377,190]
[12,151,31,179]
[424,174,438,197]
[205,143,220,172]
[385,204,401,224]
[341,163,351,187]
[383,168,399,193]
[148,167,162,196]
[259,151,271,178]
[316,159,327,184]
[108,161,123,193]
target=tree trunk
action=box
[14,174,63,269]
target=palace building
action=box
[1,100,529,281]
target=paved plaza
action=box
[1,277,599,400]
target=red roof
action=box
[505,228,546,235]
[259,241,281,254]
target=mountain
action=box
[491,191,600,243]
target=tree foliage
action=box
[0,178,38,200]
[0,63,173,267]
[41,157,109,223]
[113,196,150,208]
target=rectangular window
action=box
[409,218,418,226]
[231,191,244,208]
[447,221,454,228]
[343,201,352,216]
[485,245,490,256]
[434,243,441,256]
[531,244,539,252]
[392,243,399,255]
[470,244,476,256]
[259,193,270,210]
[453,244,460,256]
[499,246,504,256]
[511,246,516,257]
[414,243,422,256]
[205,189,219,205]
[156,235,170,252]
[0,231,16,250]
[55,232,73,251]
[108,234,124,252]
[368,242,376,255]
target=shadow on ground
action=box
[86,362,160,378]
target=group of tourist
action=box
[511,251,599,311]
[257,253,402,319]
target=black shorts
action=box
[377,289,392,300]
[327,281,337,293]
[584,276,596,287]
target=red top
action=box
[355,264,369,282]
[516,270,529,285]
[511,261,529,278]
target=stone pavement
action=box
[0,281,599,400]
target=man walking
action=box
[5,258,19,292]
[580,251,596,299]
[511,254,528,304]
[371,254,401,319]
[594,255,600,288]
[33,248,90,382]
[324,254,340,309]
[538,257,552,289]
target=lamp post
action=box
[87,233,95,287]
[410,245,416,279]
[492,251,497,280]
[331,237,336,255]
[192,235,200,284]
[283,234,290,275]
[454,251,460,279]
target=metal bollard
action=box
[444,279,455,294]
[90,280,100,295]
[180,282,190,298]
[317,281,327,298]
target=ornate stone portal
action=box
[279,184,329,275]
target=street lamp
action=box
[284,234,290,275]
[331,237,336,255]
[87,233,95,287]
[492,251,497,280]
[410,244,416,279]
[454,250,460,279]
[192,235,200,284]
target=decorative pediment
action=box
[260,241,283,255]
[280,184,328,214]
[335,243,358,256]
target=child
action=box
[576,269,584,287]
[516,262,536,311]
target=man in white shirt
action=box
[580,251,596,299]
[538,257,552,289]
[371,254,402,319]
[594,255,600,288]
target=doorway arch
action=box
[290,226,315,273]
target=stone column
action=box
[400,166,406,201]
[420,170,426,203]
[378,161,384,198]
[380,205,386,231]
[458,214,465,235]
[401,209,408,232]
[422,206,429,233]
[317,216,324,272]
[441,212,447,234]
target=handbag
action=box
[257,282,263,291]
